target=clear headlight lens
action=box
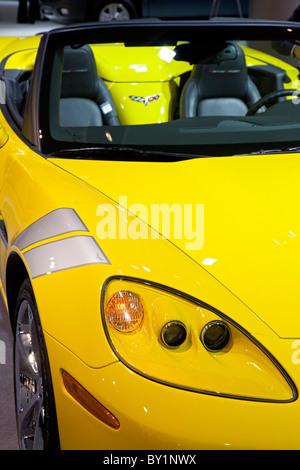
[101,277,296,403]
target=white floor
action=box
[0,0,59,36]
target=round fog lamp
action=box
[201,321,230,352]
[161,321,187,348]
[105,290,144,333]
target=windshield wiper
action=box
[48,146,210,162]
[235,146,300,156]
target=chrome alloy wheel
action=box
[99,3,131,21]
[14,279,59,450]
[14,298,45,449]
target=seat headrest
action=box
[191,43,249,100]
[61,45,100,101]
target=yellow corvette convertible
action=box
[1,19,300,450]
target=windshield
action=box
[36,21,300,157]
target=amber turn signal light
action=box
[62,370,120,429]
[105,290,144,333]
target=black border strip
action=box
[100,275,298,403]
[0,212,8,249]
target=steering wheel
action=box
[246,89,299,116]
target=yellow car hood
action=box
[50,152,300,338]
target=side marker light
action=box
[62,370,120,429]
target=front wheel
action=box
[13,279,59,450]
[94,1,137,21]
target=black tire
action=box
[93,0,137,21]
[13,279,59,450]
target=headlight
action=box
[105,290,144,333]
[201,321,231,352]
[161,321,187,348]
[101,276,296,403]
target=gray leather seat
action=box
[180,43,261,117]
[60,45,119,127]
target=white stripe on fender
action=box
[13,208,88,251]
[23,235,110,278]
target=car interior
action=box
[0,37,299,140]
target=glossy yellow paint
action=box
[91,44,192,82]
[50,153,300,341]
[0,36,40,67]
[91,44,191,123]
[2,134,299,448]
[107,79,180,124]
[2,129,300,448]
[1,37,300,449]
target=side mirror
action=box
[0,121,8,148]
